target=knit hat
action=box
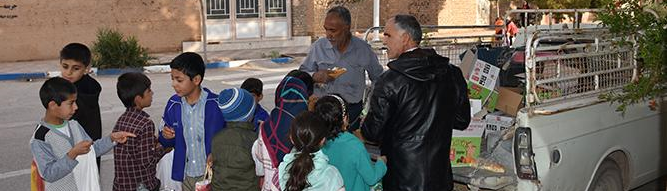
[218,88,256,122]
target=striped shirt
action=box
[113,107,167,191]
[182,89,209,177]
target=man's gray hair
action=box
[393,14,422,45]
[327,6,351,26]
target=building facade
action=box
[0,0,494,62]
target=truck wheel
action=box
[588,159,624,191]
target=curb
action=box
[0,72,47,81]
[0,59,252,81]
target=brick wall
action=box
[0,0,201,62]
[294,0,496,38]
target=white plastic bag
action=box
[156,150,182,191]
[72,148,100,191]
[194,165,212,191]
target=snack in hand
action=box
[328,67,347,78]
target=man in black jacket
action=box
[362,15,471,191]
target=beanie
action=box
[218,88,256,122]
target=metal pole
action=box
[496,0,500,19]
[199,0,208,62]
[373,0,380,41]
[574,10,579,29]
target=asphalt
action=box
[0,46,310,80]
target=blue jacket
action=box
[158,88,226,181]
[253,104,269,132]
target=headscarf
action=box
[260,76,309,168]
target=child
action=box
[30,77,135,190]
[59,43,103,168]
[113,72,169,191]
[278,111,344,191]
[252,76,309,191]
[241,78,269,131]
[212,88,259,191]
[316,95,387,191]
[285,70,317,111]
[158,52,226,191]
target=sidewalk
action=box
[0,46,310,80]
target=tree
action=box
[528,0,602,9]
[597,0,667,111]
[526,0,604,24]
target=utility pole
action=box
[373,0,380,41]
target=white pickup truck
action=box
[451,10,666,191]
[363,9,666,191]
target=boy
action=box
[30,77,135,190]
[59,43,103,168]
[158,52,226,191]
[240,78,269,131]
[212,88,259,191]
[113,72,169,191]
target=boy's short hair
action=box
[39,77,77,109]
[117,72,151,108]
[170,52,206,84]
[287,70,314,96]
[60,43,92,66]
[240,78,263,96]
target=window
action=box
[237,0,259,18]
[207,0,230,19]
[265,0,287,17]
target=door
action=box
[205,0,291,41]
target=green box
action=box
[451,119,484,167]
[450,137,482,167]
[467,82,499,111]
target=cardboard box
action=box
[469,60,500,91]
[496,87,523,117]
[461,49,501,89]
[461,49,502,111]
[484,112,515,132]
[470,99,482,117]
[460,50,476,78]
[451,119,484,167]
[468,82,499,111]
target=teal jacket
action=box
[279,150,344,191]
[322,132,387,191]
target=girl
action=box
[316,95,387,191]
[252,76,309,191]
[278,111,345,191]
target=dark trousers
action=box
[347,101,363,132]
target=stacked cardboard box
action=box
[452,49,523,167]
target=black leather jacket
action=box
[362,48,471,191]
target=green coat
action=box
[211,121,259,191]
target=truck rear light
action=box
[514,127,538,180]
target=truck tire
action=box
[588,159,624,191]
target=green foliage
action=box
[597,0,667,111]
[263,50,281,59]
[91,28,151,69]
[528,0,601,9]
[526,0,603,22]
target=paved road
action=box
[1,61,663,191]
[0,63,299,191]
